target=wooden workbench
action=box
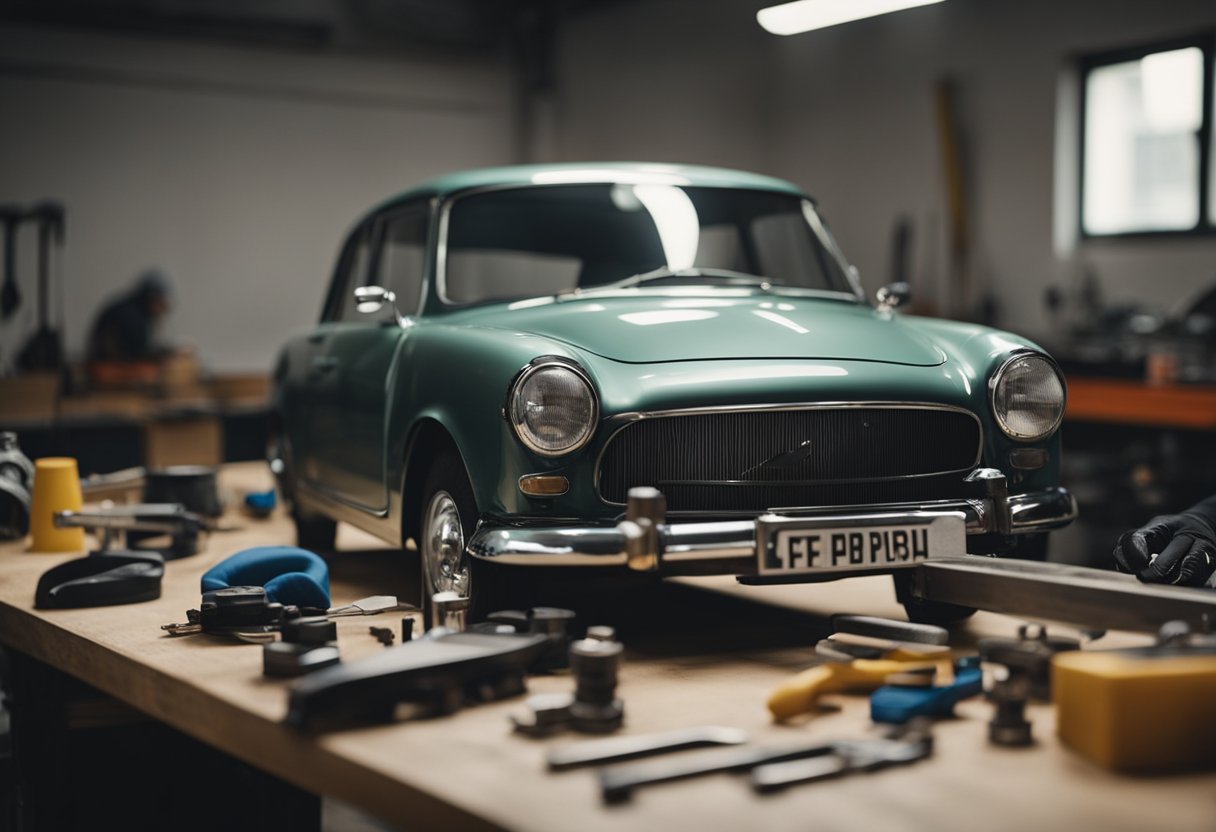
[1,464,1213,831]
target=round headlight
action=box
[990,353,1066,441]
[509,361,598,456]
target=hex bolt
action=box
[511,692,575,737]
[624,487,665,572]
[987,668,1032,747]
[280,616,337,645]
[569,632,624,734]
[586,625,616,642]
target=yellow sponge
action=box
[1053,650,1216,773]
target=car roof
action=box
[364,162,809,218]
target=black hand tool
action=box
[285,630,549,731]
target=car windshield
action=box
[441,184,857,305]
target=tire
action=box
[1008,533,1049,561]
[417,447,524,627]
[892,571,976,626]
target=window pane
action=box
[1083,46,1203,234]
[377,208,429,316]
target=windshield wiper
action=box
[587,267,780,292]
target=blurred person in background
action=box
[87,269,172,364]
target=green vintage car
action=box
[270,162,1076,622]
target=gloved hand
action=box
[1114,496,1216,588]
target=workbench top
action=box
[0,463,1213,831]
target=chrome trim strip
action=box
[464,487,1077,569]
[1008,487,1078,530]
[594,402,984,506]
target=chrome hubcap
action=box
[422,491,469,596]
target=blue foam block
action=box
[201,546,330,609]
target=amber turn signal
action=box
[519,475,570,497]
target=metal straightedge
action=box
[909,557,1216,633]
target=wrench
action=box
[548,726,749,771]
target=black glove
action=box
[1114,496,1216,588]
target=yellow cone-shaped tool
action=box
[28,457,84,553]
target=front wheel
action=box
[417,448,522,627]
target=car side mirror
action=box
[354,285,397,315]
[876,282,910,311]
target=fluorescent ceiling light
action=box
[757,0,945,36]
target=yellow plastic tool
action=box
[768,650,949,722]
[28,457,84,553]
[1054,650,1216,773]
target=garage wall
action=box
[552,0,1216,344]
[0,25,514,373]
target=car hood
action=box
[465,294,947,366]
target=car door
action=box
[312,201,430,512]
[288,221,373,490]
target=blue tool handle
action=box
[870,664,983,724]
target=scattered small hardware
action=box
[870,657,983,724]
[474,607,578,674]
[285,630,549,731]
[281,616,337,645]
[569,629,624,733]
[511,692,576,737]
[264,642,340,678]
[530,607,577,672]
[431,592,469,632]
[978,624,1080,701]
[512,625,624,736]
[986,666,1033,747]
[547,726,749,771]
[369,626,395,646]
[599,720,934,804]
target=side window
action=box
[325,226,373,323]
[374,204,430,316]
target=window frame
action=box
[320,221,374,323]
[367,199,433,319]
[1078,31,1215,240]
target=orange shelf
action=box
[1065,376,1216,430]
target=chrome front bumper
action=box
[466,469,1077,575]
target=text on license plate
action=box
[761,518,961,575]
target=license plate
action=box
[756,512,966,576]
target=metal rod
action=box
[912,557,1216,633]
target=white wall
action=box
[0,25,515,373]
[552,0,1216,343]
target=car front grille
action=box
[597,405,982,513]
